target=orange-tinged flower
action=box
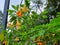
[16,21,21,29]
[16,21,21,26]
[16,10,22,17]
[22,7,29,12]
[2,40,8,45]
[7,22,14,27]
[36,41,44,45]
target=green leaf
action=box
[0,33,4,41]
[25,0,30,8]
[7,9,15,15]
[57,12,60,15]
[10,16,16,22]
[12,5,19,10]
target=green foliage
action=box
[3,15,60,45]
[0,0,60,45]
[25,0,30,8]
[0,33,4,41]
[12,5,19,10]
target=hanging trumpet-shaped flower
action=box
[16,21,21,29]
[22,7,29,12]
[36,41,44,45]
[16,10,23,17]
